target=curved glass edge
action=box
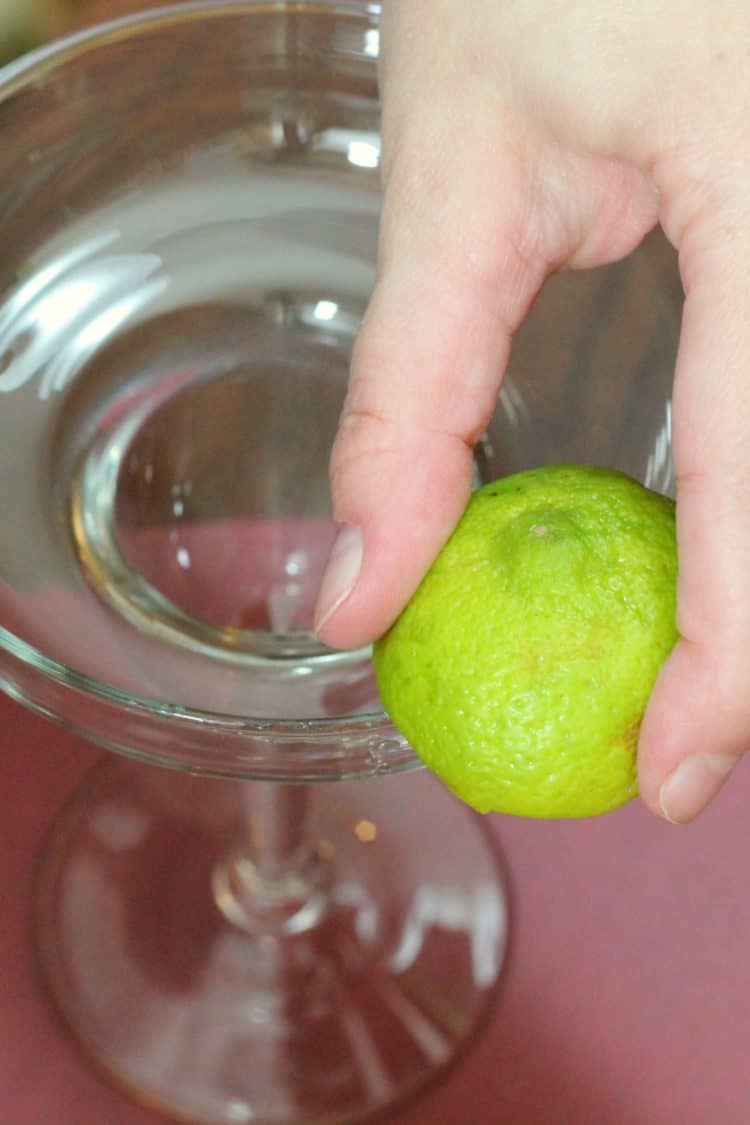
[0,636,416,779]
[0,0,381,99]
[0,623,392,732]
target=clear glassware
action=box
[0,3,680,1123]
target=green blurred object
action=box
[0,0,69,62]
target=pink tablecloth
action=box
[1,690,749,1124]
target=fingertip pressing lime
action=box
[373,465,678,818]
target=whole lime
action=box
[373,465,678,818]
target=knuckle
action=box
[329,407,403,487]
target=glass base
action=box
[35,759,509,1124]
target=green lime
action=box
[373,465,678,818]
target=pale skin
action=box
[314,1,750,825]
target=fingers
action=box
[314,0,661,651]
[315,177,540,645]
[315,148,657,648]
[638,199,750,821]
[313,114,547,647]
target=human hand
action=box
[314,0,750,824]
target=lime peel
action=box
[373,465,678,819]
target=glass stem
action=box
[213,782,329,935]
[245,782,310,881]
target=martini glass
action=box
[0,3,680,1123]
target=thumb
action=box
[313,122,544,647]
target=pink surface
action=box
[2,690,749,1123]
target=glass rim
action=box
[0,1,381,100]
[0,624,391,735]
[0,0,390,738]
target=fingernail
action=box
[314,524,363,635]
[658,753,739,824]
